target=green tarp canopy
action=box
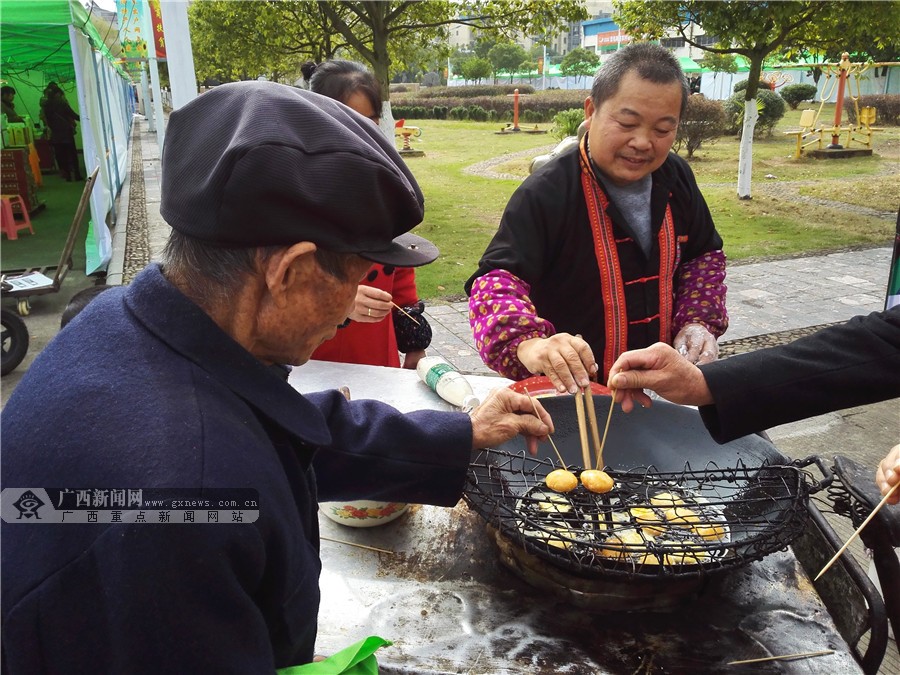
[1,0,134,273]
[1,0,124,80]
[678,56,703,73]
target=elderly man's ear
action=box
[262,242,318,308]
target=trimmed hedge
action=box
[391,90,587,123]
[844,94,900,126]
[410,84,535,99]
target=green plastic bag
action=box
[276,636,391,675]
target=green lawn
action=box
[401,107,898,301]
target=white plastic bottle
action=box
[416,356,480,412]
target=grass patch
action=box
[402,112,898,301]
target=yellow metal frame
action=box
[784,58,881,158]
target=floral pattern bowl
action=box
[319,500,409,527]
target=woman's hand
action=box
[348,285,392,323]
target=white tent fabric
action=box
[71,27,132,273]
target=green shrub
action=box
[674,95,726,158]
[723,89,786,137]
[432,105,448,120]
[844,94,900,126]
[779,83,819,110]
[734,79,773,94]
[448,106,468,120]
[467,104,489,121]
[415,84,535,99]
[551,108,585,140]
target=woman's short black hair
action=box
[307,60,382,116]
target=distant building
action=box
[449,1,613,58]
[85,0,118,29]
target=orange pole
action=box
[828,52,851,149]
[512,88,520,131]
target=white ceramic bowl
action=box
[319,500,408,528]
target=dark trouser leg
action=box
[52,142,72,179]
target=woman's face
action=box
[344,91,380,125]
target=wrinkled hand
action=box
[469,388,553,456]
[607,342,714,413]
[673,324,718,365]
[516,333,598,394]
[875,444,900,505]
[401,349,426,370]
[348,285,392,324]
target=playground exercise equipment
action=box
[497,89,547,135]
[784,53,883,159]
[394,119,424,157]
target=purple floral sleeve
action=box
[468,270,556,380]
[672,249,728,338]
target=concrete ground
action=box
[2,114,897,671]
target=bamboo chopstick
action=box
[392,302,420,325]
[727,649,833,665]
[815,482,899,580]
[574,388,591,471]
[525,387,567,470]
[595,387,616,470]
[583,387,602,470]
[320,535,395,555]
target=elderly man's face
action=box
[261,252,372,366]
[584,70,682,186]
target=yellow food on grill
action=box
[598,528,643,560]
[630,507,665,537]
[655,540,708,565]
[530,491,573,514]
[694,523,727,541]
[664,506,701,527]
[545,469,578,493]
[580,469,614,494]
[649,492,684,507]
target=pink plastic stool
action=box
[1,195,34,240]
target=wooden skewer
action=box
[320,535,395,555]
[392,302,420,325]
[574,388,591,471]
[595,388,616,470]
[583,386,602,470]
[727,649,834,665]
[524,387,567,470]
[815,482,899,580]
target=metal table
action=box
[289,361,860,674]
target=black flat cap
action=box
[160,81,437,267]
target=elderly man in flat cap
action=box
[1,82,552,672]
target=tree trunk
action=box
[737,55,765,199]
[737,100,757,199]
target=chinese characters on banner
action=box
[148,0,167,59]
[117,0,166,65]
[117,0,147,62]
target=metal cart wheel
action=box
[17,298,30,316]
[1,307,29,376]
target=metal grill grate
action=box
[464,448,810,580]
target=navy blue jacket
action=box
[698,306,900,442]
[1,265,471,673]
